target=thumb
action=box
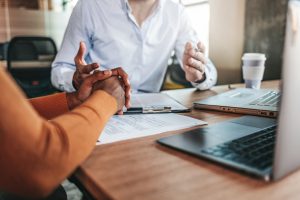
[75,41,87,65]
[185,42,193,51]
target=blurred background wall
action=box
[209,0,288,85]
[0,0,73,47]
[209,0,246,85]
[244,0,288,81]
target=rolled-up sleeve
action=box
[51,0,94,92]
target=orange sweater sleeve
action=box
[0,69,117,198]
[29,92,69,119]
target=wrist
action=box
[66,92,83,110]
[194,72,206,84]
[72,72,80,90]
[72,78,79,90]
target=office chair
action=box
[0,42,9,61]
[162,54,192,90]
[7,36,58,98]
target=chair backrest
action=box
[162,54,192,91]
[7,36,58,98]
[0,42,9,61]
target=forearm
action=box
[29,92,69,119]
[27,91,117,198]
[1,89,117,198]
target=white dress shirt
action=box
[51,0,217,92]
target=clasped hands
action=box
[67,42,131,114]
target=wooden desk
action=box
[74,80,300,200]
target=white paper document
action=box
[97,114,207,145]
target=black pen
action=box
[125,106,172,114]
[126,107,143,114]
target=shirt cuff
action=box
[191,64,216,90]
[57,70,76,92]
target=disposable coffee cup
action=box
[242,53,266,89]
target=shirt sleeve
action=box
[0,69,117,198]
[51,0,94,92]
[29,92,69,120]
[174,5,218,90]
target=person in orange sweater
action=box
[0,45,131,199]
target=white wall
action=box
[186,3,210,53]
[0,7,12,42]
[209,0,246,85]
[0,8,8,42]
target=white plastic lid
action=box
[242,53,266,61]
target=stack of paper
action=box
[97,114,207,145]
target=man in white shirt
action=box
[51,0,218,93]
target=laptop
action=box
[193,88,280,118]
[158,1,300,181]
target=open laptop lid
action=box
[273,0,300,180]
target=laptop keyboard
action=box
[201,125,277,171]
[248,91,280,107]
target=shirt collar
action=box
[121,0,162,14]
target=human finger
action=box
[183,42,194,64]
[83,70,113,89]
[92,70,113,83]
[197,42,206,54]
[184,42,193,53]
[188,49,207,65]
[187,58,205,73]
[74,41,87,66]
[81,63,99,74]
[111,67,130,86]
[117,110,124,115]
[184,65,201,75]
[112,67,131,108]
[77,70,112,101]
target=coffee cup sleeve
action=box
[242,66,265,80]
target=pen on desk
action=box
[125,106,172,114]
[126,107,143,113]
[143,106,172,113]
